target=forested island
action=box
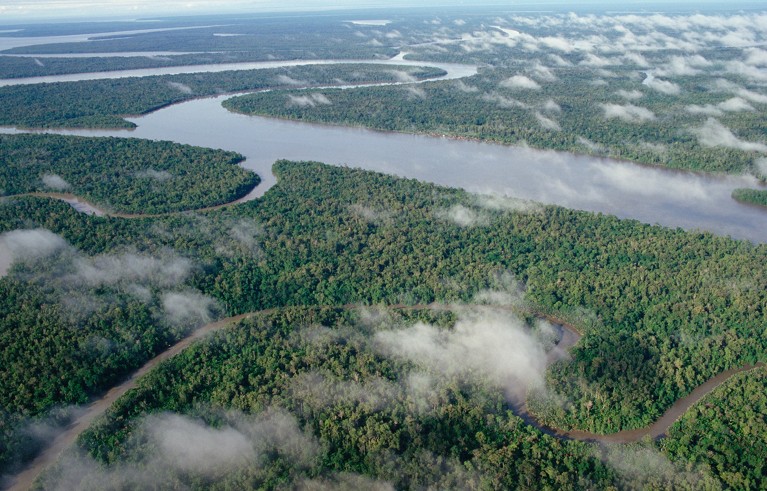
[224,71,767,175]
[1,5,767,490]
[0,64,445,128]
[732,188,767,208]
[0,134,257,214]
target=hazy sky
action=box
[0,0,447,21]
[1,0,756,23]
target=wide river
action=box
[1,51,766,242]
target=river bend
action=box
[1,56,764,241]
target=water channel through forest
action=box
[1,53,766,242]
[2,33,767,489]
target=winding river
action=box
[2,34,767,488]
[1,55,766,242]
[5,302,761,490]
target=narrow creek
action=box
[4,303,761,490]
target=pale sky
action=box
[0,0,453,22]
[0,0,755,23]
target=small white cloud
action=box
[686,97,755,116]
[374,309,548,402]
[579,53,614,67]
[276,74,308,86]
[534,112,561,131]
[655,55,710,77]
[161,291,218,327]
[529,62,557,82]
[622,52,650,68]
[601,103,656,123]
[481,92,530,109]
[577,136,605,153]
[500,75,541,90]
[615,89,643,100]
[690,118,767,152]
[548,54,572,67]
[0,229,69,274]
[724,60,767,82]
[42,174,71,191]
[642,73,681,95]
[454,80,478,93]
[474,193,541,214]
[540,99,561,112]
[711,79,767,104]
[150,414,255,474]
[437,204,488,227]
[407,86,427,99]
[287,93,332,108]
[166,81,192,94]
[744,48,767,67]
[389,70,417,83]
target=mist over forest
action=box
[1,3,767,490]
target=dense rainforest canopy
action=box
[1,159,766,488]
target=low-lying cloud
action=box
[453,80,479,93]
[389,70,417,83]
[68,252,193,289]
[654,54,711,77]
[600,103,656,123]
[598,443,713,489]
[0,229,69,274]
[406,86,427,99]
[288,93,332,108]
[150,413,255,474]
[690,118,767,152]
[534,112,561,131]
[482,92,530,109]
[500,75,541,90]
[162,290,219,328]
[38,408,319,489]
[529,62,557,82]
[615,89,643,100]
[296,473,395,491]
[685,97,755,116]
[166,81,193,94]
[41,174,71,191]
[712,78,767,104]
[642,73,681,95]
[473,193,542,214]
[290,371,400,413]
[0,229,221,329]
[577,136,606,153]
[374,309,548,402]
[276,74,309,86]
[437,204,488,227]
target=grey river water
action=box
[0,48,766,242]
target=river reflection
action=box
[0,51,765,242]
[4,92,764,242]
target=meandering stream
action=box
[2,37,767,489]
[1,55,765,241]
[5,303,761,490]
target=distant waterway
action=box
[0,57,475,87]
[0,56,765,242]
[0,25,224,53]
